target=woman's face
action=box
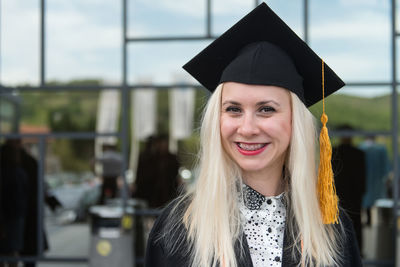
[220,82,292,176]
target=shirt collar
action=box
[242,184,285,210]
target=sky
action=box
[0,0,397,97]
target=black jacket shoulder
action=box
[145,198,191,267]
[337,208,363,267]
[145,201,362,267]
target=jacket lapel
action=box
[281,222,301,266]
[235,233,254,267]
[236,224,300,267]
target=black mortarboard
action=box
[182,2,345,107]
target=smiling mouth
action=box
[236,142,267,151]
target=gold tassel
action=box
[318,60,339,224]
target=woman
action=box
[145,3,361,267]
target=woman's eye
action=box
[259,106,276,113]
[225,106,241,113]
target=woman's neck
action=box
[242,163,284,197]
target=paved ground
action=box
[37,207,90,267]
[38,223,89,267]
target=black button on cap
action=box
[268,227,272,233]
[274,256,280,262]
[267,199,272,204]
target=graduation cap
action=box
[183,2,342,224]
[183,2,344,107]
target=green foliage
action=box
[19,81,101,172]
[309,94,397,131]
[309,93,400,159]
[46,79,103,86]
[50,139,91,171]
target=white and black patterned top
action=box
[240,185,286,267]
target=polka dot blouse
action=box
[240,184,286,267]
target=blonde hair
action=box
[164,84,343,267]
[286,91,342,266]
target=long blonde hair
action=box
[164,84,342,267]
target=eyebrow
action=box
[222,100,241,106]
[222,100,280,107]
[256,100,280,107]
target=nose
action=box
[237,113,260,137]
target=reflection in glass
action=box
[0,96,19,133]
[17,91,101,133]
[310,1,390,82]
[309,86,391,131]
[128,0,205,37]
[47,0,121,82]
[1,0,40,86]
[128,41,210,85]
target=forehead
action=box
[221,82,291,103]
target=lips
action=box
[237,142,266,151]
[236,142,268,156]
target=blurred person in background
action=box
[94,144,123,205]
[0,139,29,267]
[18,140,61,267]
[0,139,61,267]
[133,135,181,208]
[332,124,366,253]
[359,136,390,226]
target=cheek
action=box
[268,117,292,146]
[282,121,292,146]
[280,117,292,147]
[220,116,239,156]
[220,116,236,141]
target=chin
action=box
[236,160,270,173]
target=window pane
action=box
[396,0,400,32]
[396,87,400,136]
[47,0,121,83]
[212,0,254,35]
[1,0,40,86]
[310,1,390,82]
[18,91,103,133]
[42,139,94,258]
[128,0,205,37]
[309,86,392,131]
[0,94,20,133]
[395,39,400,82]
[212,0,303,38]
[128,41,211,85]
[0,97,16,119]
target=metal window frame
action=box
[0,0,398,265]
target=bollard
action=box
[106,198,148,265]
[89,206,134,267]
[372,199,394,261]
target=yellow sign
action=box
[97,240,112,256]
[122,215,133,230]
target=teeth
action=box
[238,143,266,151]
